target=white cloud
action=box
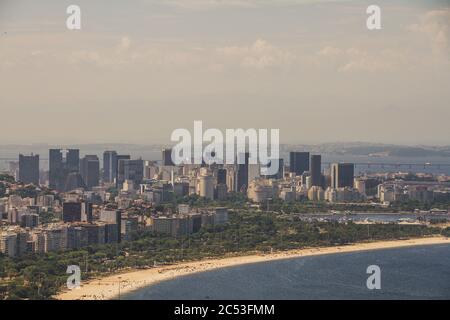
[217,39,294,69]
[314,44,422,73]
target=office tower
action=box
[99,210,122,243]
[310,155,322,187]
[62,202,92,223]
[117,159,143,188]
[18,154,39,185]
[290,152,310,176]
[80,155,100,190]
[0,232,18,257]
[49,149,80,191]
[49,149,63,190]
[331,163,355,189]
[20,213,40,228]
[81,202,93,223]
[217,168,227,185]
[199,173,214,200]
[66,149,80,172]
[66,226,89,249]
[162,148,175,166]
[62,202,82,222]
[115,155,131,186]
[236,152,249,192]
[103,151,117,183]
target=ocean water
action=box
[124,244,450,300]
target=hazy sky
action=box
[0,0,449,145]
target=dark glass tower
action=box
[49,149,63,190]
[80,155,100,190]
[331,163,354,189]
[162,148,175,166]
[18,154,39,185]
[236,152,249,192]
[49,149,80,191]
[103,151,117,183]
[289,152,310,176]
[310,155,322,187]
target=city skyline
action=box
[0,0,449,145]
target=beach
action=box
[55,236,450,300]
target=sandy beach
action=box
[55,236,450,300]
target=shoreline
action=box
[55,236,450,300]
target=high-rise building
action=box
[80,155,100,190]
[49,149,63,190]
[117,159,144,188]
[0,232,18,257]
[289,152,310,176]
[236,152,250,192]
[62,202,82,223]
[162,148,175,166]
[331,163,355,189]
[99,210,122,243]
[199,173,214,200]
[115,155,131,187]
[103,151,118,183]
[62,202,92,223]
[49,149,80,191]
[18,154,39,185]
[66,149,80,172]
[217,168,227,185]
[310,155,322,187]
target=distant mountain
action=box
[1,142,449,159]
[283,143,450,158]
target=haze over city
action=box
[0,0,449,145]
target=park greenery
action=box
[0,210,447,300]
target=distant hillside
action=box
[1,142,449,159]
[283,143,450,158]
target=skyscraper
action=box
[199,172,214,200]
[115,154,131,187]
[236,152,249,192]
[18,154,39,185]
[217,168,227,185]
[49,149,63,190]
[49,149,80,191]
[66,149,80,173]
[290,152,310,176]
[80,155,100,190]
[310,155,322,187]
[62,202,82,223]
[331,163,355,189]
[103,151,117,183]
[162,148,175,166]
[117,159,144,188]
[99,210,122,243]
[62,202,92,223]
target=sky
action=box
[0,0,449,145]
